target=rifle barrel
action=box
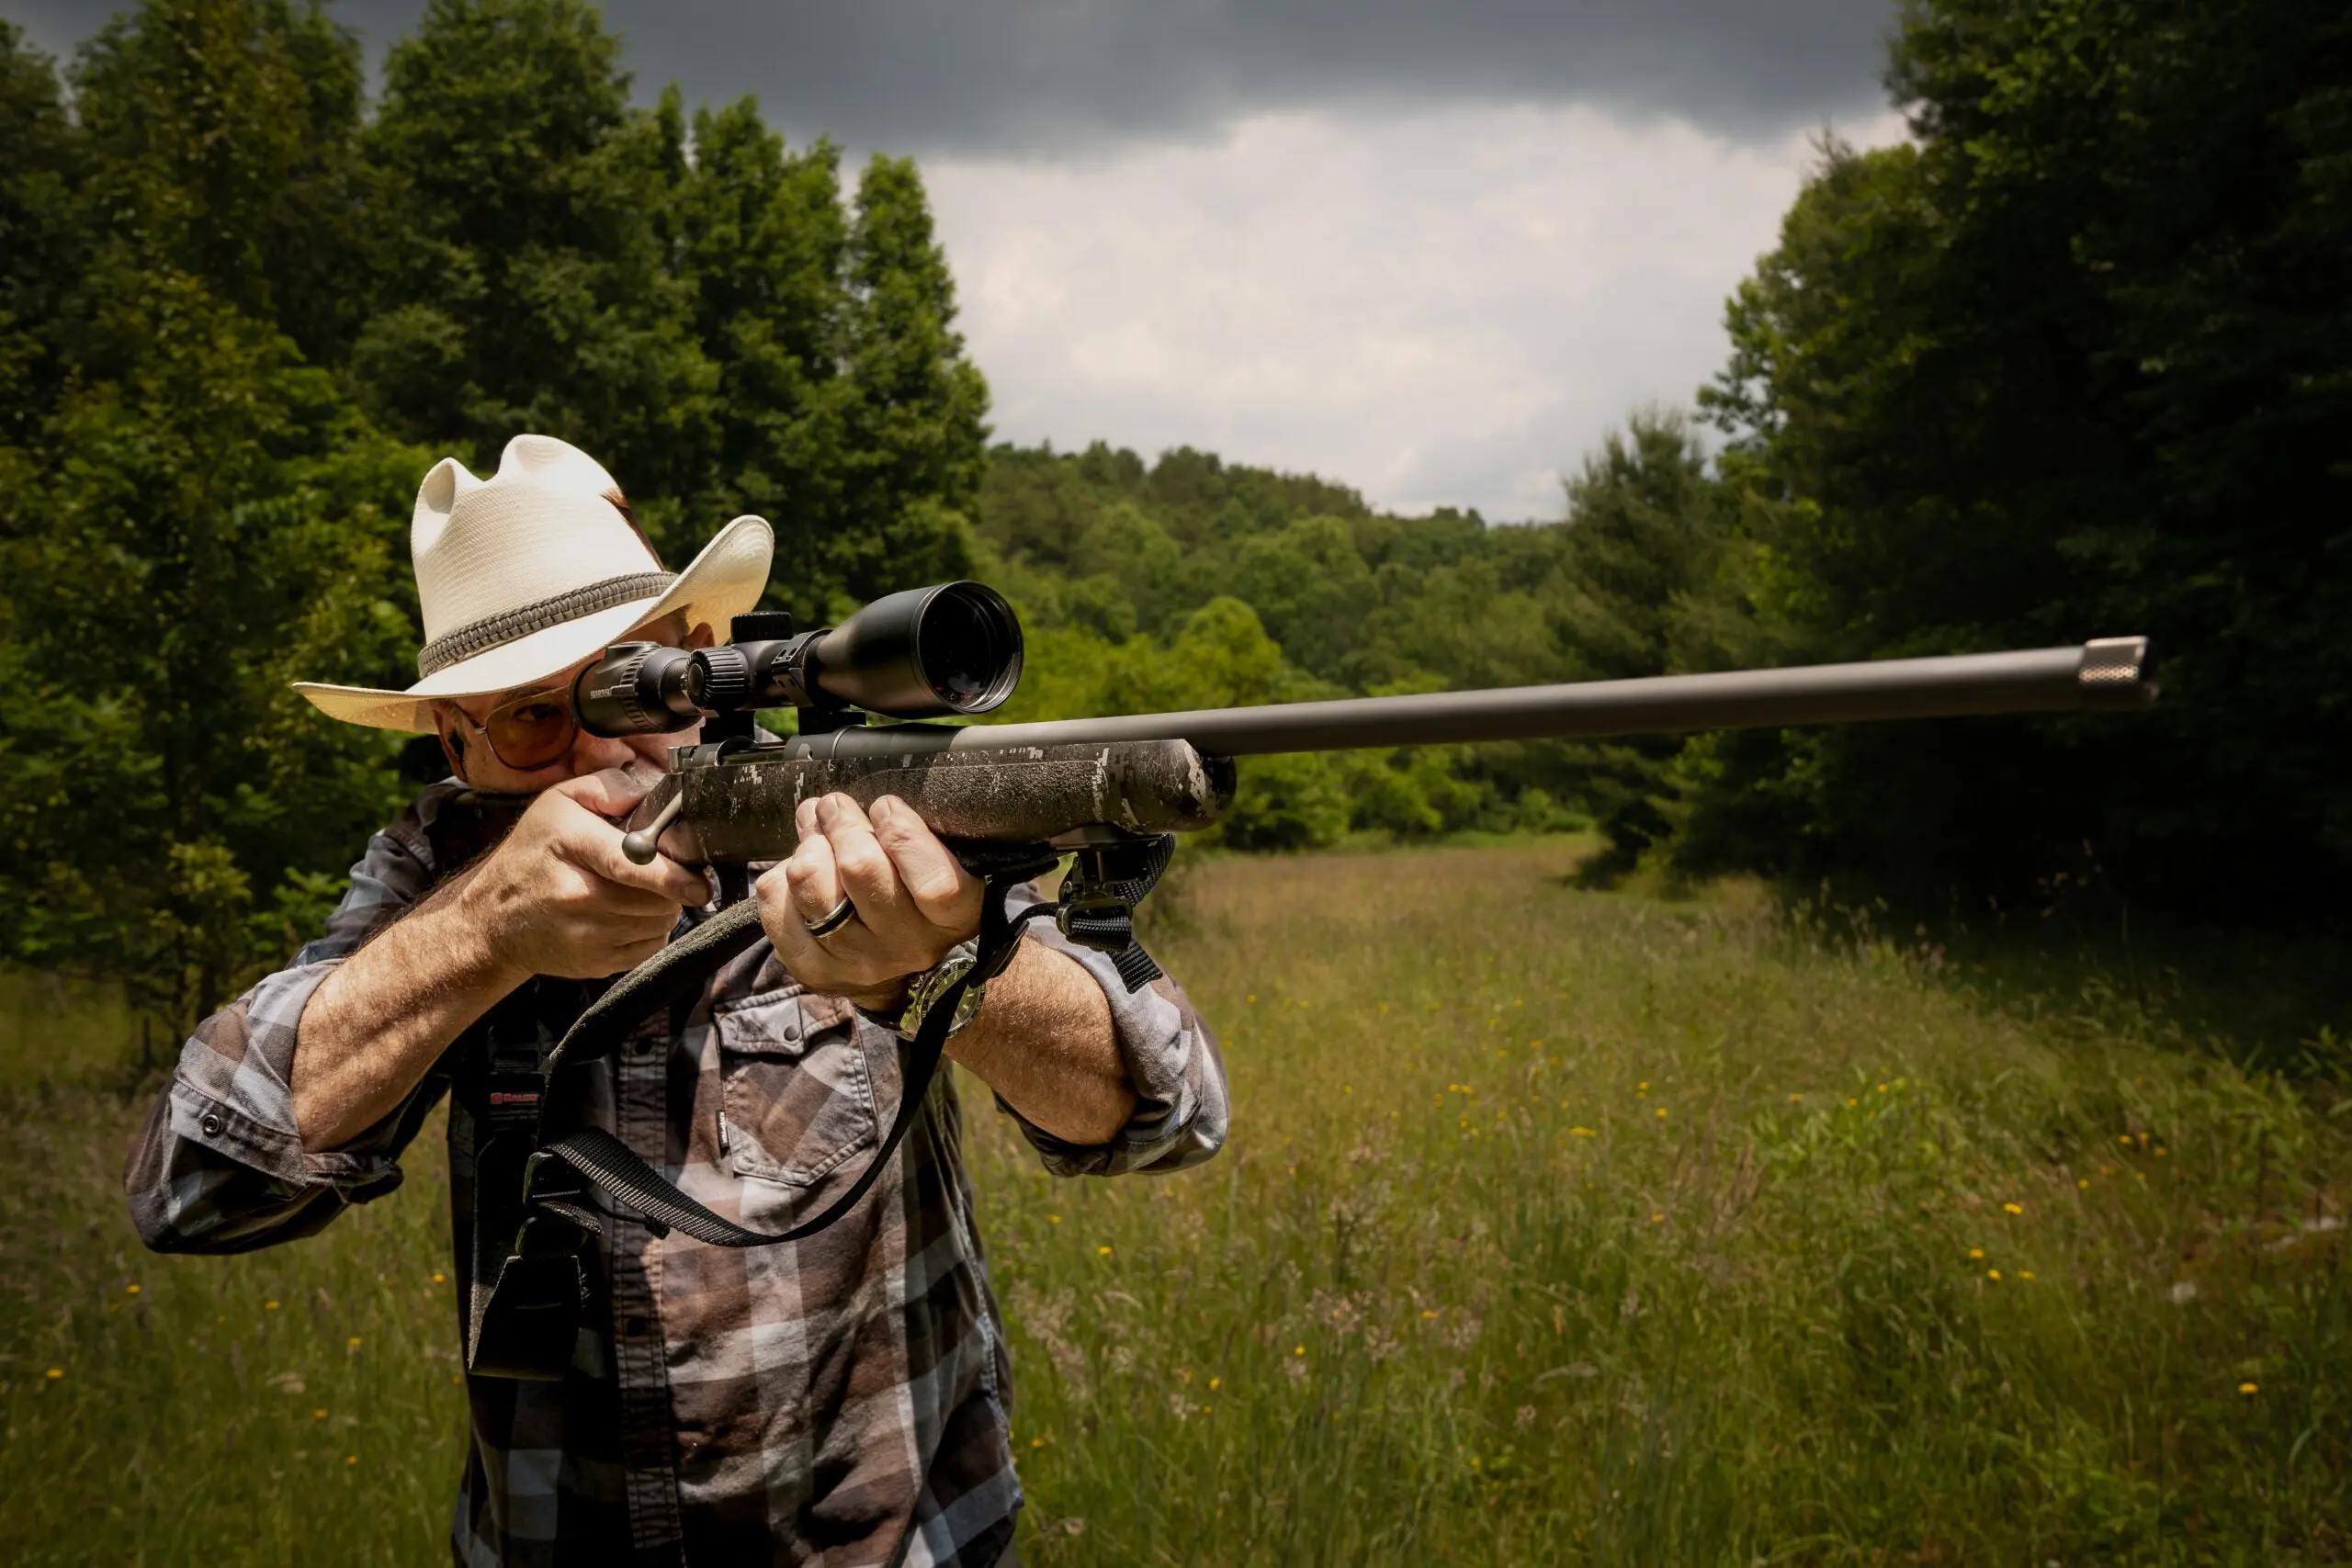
[927,637,2154,758]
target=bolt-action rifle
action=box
[460,582,2158,1379]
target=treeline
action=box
[4,0,2346,1032]
[972,426,1722,863]
[974,0,2352,917]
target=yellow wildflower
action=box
[1968,1247,1984,1259]
[1987,1269,2002,1280]
[1096,1246,1113,1257]
[2018,1271,2035,1280]
[266,1301,280,1311]
[1655,1107,1668,1120]
[347,1337,362,1348]
[1569,1126,1595,1137]
[313,1409,327,1420]
[2239,1382,2258,1395]
[45,1368,62,1380]
[1294,1345,1306,1357]
[1209,1377,1221,1389]
[126,1284,141,1295]
[345,1455,357,1466]
[2004,1202,2023,1214]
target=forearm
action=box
[945,940,1136,1145]
[292,868,527,1149]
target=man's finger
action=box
[869,795,981,931]
[548,795,712,903]
[818,795,917,932]
[782,831,845,927]
[550,761,662,819]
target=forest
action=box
[1,0,2346,1035]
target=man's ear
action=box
[685,621,716,650]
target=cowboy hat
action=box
[294,434,775,733]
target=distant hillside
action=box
[973,426,1724,858]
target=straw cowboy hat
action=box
[295,434,774,733]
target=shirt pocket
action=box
[712,990,880,1187]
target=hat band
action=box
[416,570,676,678]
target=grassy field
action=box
[3,839,2347,1564]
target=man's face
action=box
[431,615,716,793]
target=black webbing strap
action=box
[536,897,771,1085]
[466,844,1172,1378]
[532,869,1057,1247]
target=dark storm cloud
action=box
[10,0,1897,152]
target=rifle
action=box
[577,580,2154,900]
[461,582,2157,1379]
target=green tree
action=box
[0,0,422,1026]
[815,154,989,608]
[672,100,851,604]
[70,0,370,369]
[1693,0,2352,908]
[0,23,80,451]
[353,0,715,533]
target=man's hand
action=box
[756,794,985,1008]
[457,763,713,981]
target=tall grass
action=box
[1,842,2344,1564]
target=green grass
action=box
[4,843,2347,1564]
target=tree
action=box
[353,0,715,530]
[1690,0,2352,910]
[671,101,851,603]
[815,154,989,609]
[70,0,370,369]
[0,23,80,452]
[0,0,420,1026]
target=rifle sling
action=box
[464,864,1077,1377]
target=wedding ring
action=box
[804,896,857,939]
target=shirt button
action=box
[624,1314,650,1337]
[632,1037,658,1057]
[200,1112,224,1137]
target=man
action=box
[126,434,1228,1567]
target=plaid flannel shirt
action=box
[124,783,1227,1567]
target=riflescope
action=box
[574,581,1024,737]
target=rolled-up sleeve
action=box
[125,791,458,1253]
[994,888,1230,1179]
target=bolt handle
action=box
[621,791,686,865]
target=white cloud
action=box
[927,103,1907,520]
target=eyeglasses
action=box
[447,687,581,772]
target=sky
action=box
[10,0,1909,519]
